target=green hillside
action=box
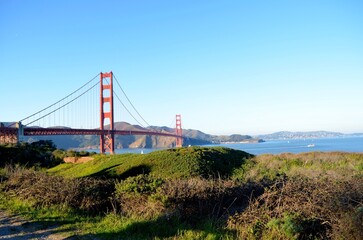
[48,146,253,179]
[2,143,363,239]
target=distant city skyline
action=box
[1,1,362,135]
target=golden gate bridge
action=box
[0,72,183,154]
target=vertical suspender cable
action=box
[113,74,150,127]
[14,73,100,127]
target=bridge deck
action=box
[0,127,181,138]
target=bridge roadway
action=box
[0,127,181,139]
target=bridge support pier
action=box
[16,122,24,142]
[0,122,23,145]
[0,129,17,145]
[100,72,115,154]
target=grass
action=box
[0,191,233,239]
[48,146,253,179]
[77,214,231,239]
[235,151,363,182]
[47,154,131,178]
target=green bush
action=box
[114,174,262,224]
[266,213,326,239]
[0,140,60,167]
[115,174,164,194]
[2,166,114,213]
[228,176,363,239]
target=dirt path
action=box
[0,210,66,239]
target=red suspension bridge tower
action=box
[176,114,183,147]
[100,72,115,154]
[98,72,183,154]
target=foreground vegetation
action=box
[0,142,362,239]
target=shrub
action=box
[52,149,67,162]
[114,174,165,218]
[2,166,114,213]
[115,174,164,195]
[265,213,327,239]
[228,176,363,239]
[158,177,238,221]
[114,174,265,224]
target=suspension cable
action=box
[25,81,100,126]
[103,78,148,129]
[113,91,147,128]
[113,74,151,127]
[17,73,100,125]
[169,115,176,129]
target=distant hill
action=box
[148,125,261,144]
[257,131,345,140]
[22,122,261,150]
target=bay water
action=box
[113,136,363,155]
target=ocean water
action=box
[218,136,363,155]
[113,136,363,155]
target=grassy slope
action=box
[48,146,253,179]
[3,148,363,239]
[239,151,363,181]
[48,148,363,182]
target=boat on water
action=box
[307,144,315,148]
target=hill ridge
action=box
[257,130,345,140]
[23,121,260,149]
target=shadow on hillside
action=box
[87,164,123,178]
[64,216,230,239]
[87,164,151,180]
[118,164,151,179]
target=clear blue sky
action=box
[1,0,362,135]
